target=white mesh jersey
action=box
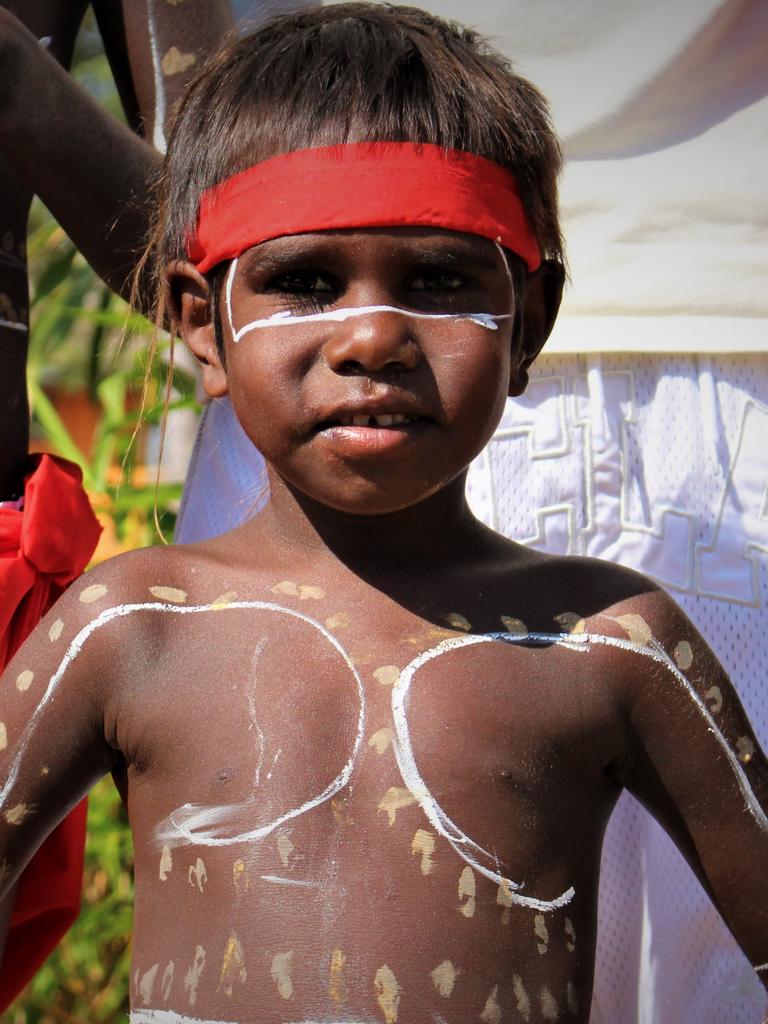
[466,352,768,1023]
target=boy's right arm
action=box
[0,572,120,903]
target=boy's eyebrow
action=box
[239,232,503,273]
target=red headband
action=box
[187,142,541,273]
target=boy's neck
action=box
[248,471,486,573]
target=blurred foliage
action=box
[3,10,200,1021]
[4,780,135,1024]
[25,210,200,551]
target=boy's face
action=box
[180,227,557,516]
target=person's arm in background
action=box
[0,0,230,1004]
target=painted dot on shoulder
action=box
[149,586,188,604]
[16,669,34,692]
[614,613,652,645]
[446,612,471,632]
[0,722,7,750]
[373,665,400,687]
[325,611,351,630]
[272,580,299,598]
[48,618,64,642]
[161,46,197,76]
[705,685,723,714]
[79,583,108,604]
[5,802,30,825]
[737,736,755,764]
[673,640,694,670]
[501,615,528,635]
[554,611,585,634]
[210,590,237,610]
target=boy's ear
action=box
[165,261,228,398]
[508,259,565,397]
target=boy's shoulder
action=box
[66,532,238,606]
[35,536,238,661]
[489,543,695,664]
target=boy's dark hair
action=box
[149,2,564,331]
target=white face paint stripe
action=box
[223,253,515,344]
[0,602,365,854]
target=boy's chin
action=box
[284,477,459,520]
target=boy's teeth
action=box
[345,414,411,427]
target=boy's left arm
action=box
[608,589,768,985]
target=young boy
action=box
[1,5,766,1021]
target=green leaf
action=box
[27,380,92,487]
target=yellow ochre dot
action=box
[79,583,108,604]
[149,586,188,604]
[16,669,33,692]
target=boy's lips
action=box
[311,399,433,455]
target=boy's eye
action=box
[268,270,336,294]
[409,269,469,292]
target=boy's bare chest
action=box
[114,588,621,1021]
[120,593,618,821]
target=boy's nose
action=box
[323,310,422,375]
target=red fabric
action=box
[0,454,101,1008]
[188,141,542,273]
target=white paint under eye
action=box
[224,257,513,345]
